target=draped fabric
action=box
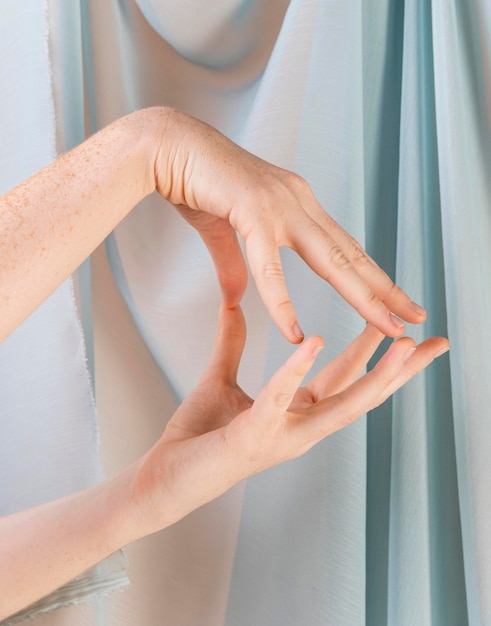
[0,3,128,624]
[3,0,491,624]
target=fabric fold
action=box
[0,2,128,623]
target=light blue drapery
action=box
[3,0,491,624]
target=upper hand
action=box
[155,108,427,343]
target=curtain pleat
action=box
[4,0,490,623]
[433,1,491,624]
[0,3,128,624]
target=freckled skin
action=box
[0,109,161,341]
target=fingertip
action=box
[411,301,427,318]
[388,335,416,359]
[433,340,450,359]
[389,312,406,333]
[219,272,247,308]
[219,302,245,326]
[281,320,305,344]
[368,310,407,338]
[295,335,324,361]
[292,321,305,343]
[286,336,323,372]
[311,339,325,360]
[222,293,240,309]
[399,336,417,350]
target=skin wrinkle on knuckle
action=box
[327,244,351,271]
[271,390,293,407]
[261,260,284,282]
[273,299,294,314]
[350,240,371,268]
[383,279,407,302]
[364,288,384,311]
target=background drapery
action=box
[0,3,128,625]
[4,0,491,624]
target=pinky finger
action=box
[299,336,448,444]
[245,232,304,344]
[299,337,416,439]
[377,337,449,403]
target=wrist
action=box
[97,461,159,547]
[124,443,187,537]
[120,106,174,198]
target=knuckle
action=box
[385,280,405,300]
[284,170,310,194]
[263,381,292,408]
[261,261,284,282]
[349,238,370,268]
[365,289,382,310]
[327,244,351,270]
[272,391,293,407]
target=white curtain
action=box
[3,0,491,624]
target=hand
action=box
[131,304,448,532]
[155,108,427,343]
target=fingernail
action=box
[293,322,304,339]
[411,301,426,316]
[403,347,416,362]
[434,346,450,359]
[390,313,405,330]
[311,343,324,359]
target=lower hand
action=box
[131,304,448,532]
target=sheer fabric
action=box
[3,0,491,624]
[0,3,128,624]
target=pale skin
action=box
[0,106,448,619]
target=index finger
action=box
[245,230,305,344]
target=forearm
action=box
[0,465,142,620]
[0,106,169,342]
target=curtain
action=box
[4,0,491,624]
[0,3,128,624]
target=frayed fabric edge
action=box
[2,555,130,625]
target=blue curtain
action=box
[10,0,489,624]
